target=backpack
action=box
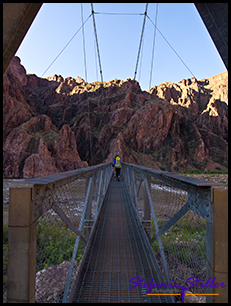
[115,160,121,168]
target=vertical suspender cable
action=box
[149,3,158,90]
[138,29,145,84]
[81,3,88,82]
[91,3,108,126]
[93,33,99,81]
[81,3,93,166]
[134,3,148,80]
[91,3,103,83]
[87,89,94,166]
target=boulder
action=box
[52,124,82,161]
[35,261,79,303]
[8,56,27,85]
[23,153,59,178]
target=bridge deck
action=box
[71,175,170,303]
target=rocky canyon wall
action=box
[3,56,228,177]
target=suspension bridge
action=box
[3,3,228,303]
[7,162,227,303]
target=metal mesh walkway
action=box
[71,175,170,303]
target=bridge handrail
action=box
[122,162,227,302]
[121,162,224,187]
[6,162,227,303]
[7,162,113,303]
[24,162,111,185]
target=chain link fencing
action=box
[7,162,227,303]
[29,163,112,302]
[122,162,221,301]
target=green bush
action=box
[182,169,202,174]
[207,169,228,174]
[150,216,206,266]
[36,219,84,272]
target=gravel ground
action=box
[35,261,79,303]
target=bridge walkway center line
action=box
[70,174,172,303]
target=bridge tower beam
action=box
[206,188,228,303]
[7,187,36,303]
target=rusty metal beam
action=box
[194,3,228,70]
[7,187,36,303]
[3,3,43,75]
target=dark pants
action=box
[115,168,121,178]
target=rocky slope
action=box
[3,56,228,178]
[3,57,87,178]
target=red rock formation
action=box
[46,74,64,83]
[3,57,32,139]
[3,56,228,177]
[3,115,88,178]
[52,124,88,172]
[149,72,228,125]
[23,153,59,178]
[7,56,27,85]
[109,108,134,127]
[105,132,136,164]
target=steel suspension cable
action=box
[81,3,88,82]
[91,3,103,83]
[146,14,196,79]
[87,97,94,166]
[93,32,99,81]
[94,11,144,16]
[138,29,145,84]
[134,3,148,80]
[81,4,94,166]
[40,13,92,78]
[149,3,158,89]
[91,3,110,128]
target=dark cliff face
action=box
[3,56,228,178]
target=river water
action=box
[3,178,89,225]
[3,178,183,225]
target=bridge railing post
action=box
[7,187,36,303]
[84,173,94,240]
[142,174,151,240]
[131,168,139,215]
[120,162,228,300]
[143,174,151,221]
[127,167,132,196]
[206,188,228,303]
[63,176,93,302]
[6,163,112,303]
[95,169,103,217]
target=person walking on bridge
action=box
[114,156,122,181]
[112,155,118,178]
